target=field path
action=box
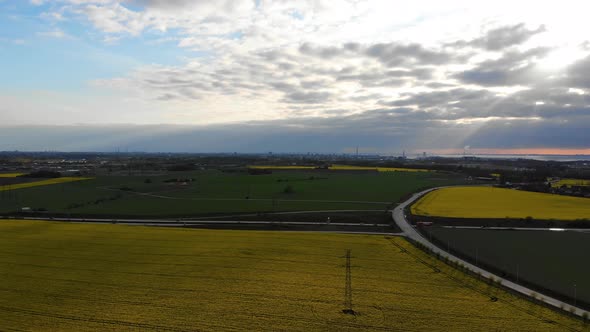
[98,186,391,205]
[393,187,590,318]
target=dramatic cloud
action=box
[567,55,590,89]
[455,47,551,86]
[2,0,590,152]
[459,23,546,51]
[365,43,454,66]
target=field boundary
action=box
[393,186,590,319]
[419,226,590,310]
[408,215,590,228]
[387,238,583,332]
[98,186,392,205]
[410,186,590,221]
[0,216,402,235]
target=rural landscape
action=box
[3,0,590,330]
[1,220,586,331]
[1,152,590,330]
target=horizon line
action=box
[1,149,590,157]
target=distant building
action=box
[475,177,496,181]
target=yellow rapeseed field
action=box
[376,167,430,172]
[330,165,430,172]
[249,165,316,169]
[0,173,24,178]
[0,177,92,191]
[328,165,375,171]
[250,165,431,172]
[412,186,590,220]
[551,178,590,188]
[0,220,584,331]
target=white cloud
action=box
[40,11,65,21]
[37,28,71,38]
[4,0,590,153]
[79,3,144,35]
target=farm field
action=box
[424,227,590,308]
[0,170,466,217]
[250,165,430,172]
[551,179,590,188]
[412,186,590,220]
[0,177,92,191]
[249,165,316,170]
[330,165,430,172]
[0,173,25,178]
[0,220,585,331]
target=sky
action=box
[1,0,590,154]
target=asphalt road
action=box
[442,225,590,233]
[392,187,590,318]
[2,186,587,317]
[0,215,401,236]
[3,216,391,227]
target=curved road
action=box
[2,186,587,317]
[393,187,589,318]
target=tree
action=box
[283,185,294,194]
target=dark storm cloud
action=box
[425,82,456,89]
[464,119,590,149]
[336,72,406,88]
[364,43,453,66]
[299,42,454,66]
[299,43,354,58]
[300,79,331,89]
[370,83,590,125]
[336,68,433,87]
[455,47,550,86]
[348,93,388,102]
[130,42,442,104]
[88,22,590,145]
[131,32,558,108]
[283,90,333,104]
[475,23,545,50]
[156,93,179,101]
[507,87,590,108]
[3,108,590,153]
[383,88,493,108]
[567,55,590,88]
[450,23,546,51]
[268,81,299,92]
[258,49,300,62]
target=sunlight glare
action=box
[537,47,586,70]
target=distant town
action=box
[2,151,589,198]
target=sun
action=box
[537,47,586,70]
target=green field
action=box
[0,170,466,217]
[425,227,590,307]
[0,220,585,331]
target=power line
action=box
[342,249,355,315]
